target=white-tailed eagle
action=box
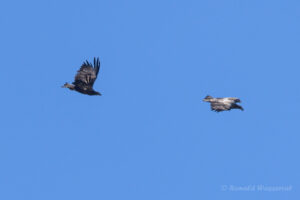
[62,57,101,96]
[203,95,243,112]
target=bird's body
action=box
[62,57,101,96]
[203,95,243,112]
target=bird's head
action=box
[61,82,75,90]
[61,82,68,88]
[203,95,213,102]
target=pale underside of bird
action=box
[62,57,101,96]
[203,95,244,112]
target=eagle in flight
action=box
[62,57,101,96]
[203,95,243,112]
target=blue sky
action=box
[1,0,299,199]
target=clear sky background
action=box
[1,0,299,199]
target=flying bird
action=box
[62,57,101,96]
[203,95,243,112]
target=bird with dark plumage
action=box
[62,57,101,96]
[203,95,244,112]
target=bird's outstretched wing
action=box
[73,57,100,89]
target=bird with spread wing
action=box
[62,57,101,96]
[203,95,243,112]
